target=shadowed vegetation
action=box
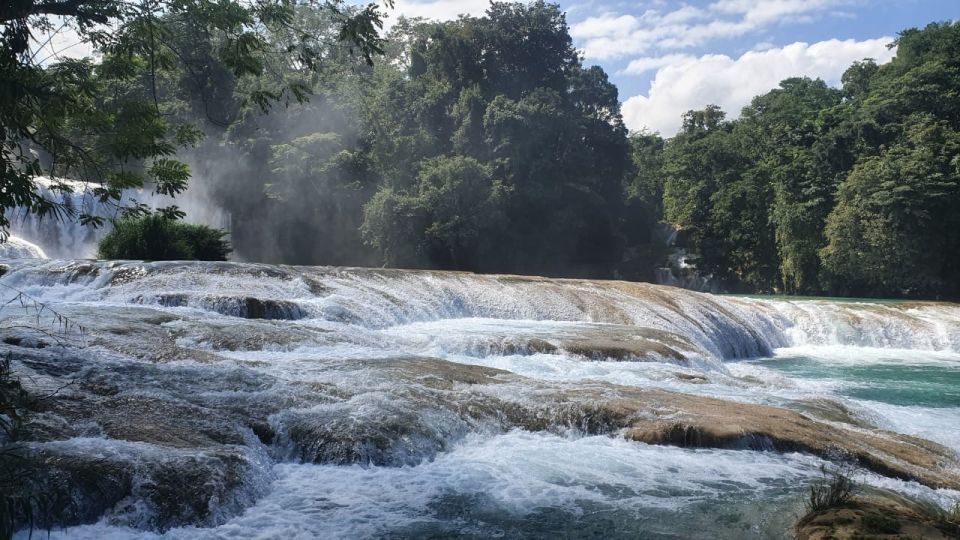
[97,214,231,261]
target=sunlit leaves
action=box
[1,0,392,236]
[148,158,190,196]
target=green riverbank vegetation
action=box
[3,2,959,298]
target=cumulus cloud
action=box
[621,37,896,136]
[571,0,854,60]
[386,0,491,26]
[619,53,697,75]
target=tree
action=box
[821,116,960,296]
[360,1,628,277]
[1,0,391,236]
[362,155,507,268]
[661,105,777,289]
[739,78,844,292]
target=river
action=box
[0,259,957,538]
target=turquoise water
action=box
[753,351,960,408]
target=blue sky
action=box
[384,0,960,134]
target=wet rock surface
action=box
[1,259,959,536]
[795,494,959,539]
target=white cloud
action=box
[710,0,846,25]
[571,0,855,60]
[569,13,642,39]
[619,53,696,75]
[621,37,896,136]
[385,0,491,26]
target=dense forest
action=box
[3,1,960,298]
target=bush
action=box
[807,465,855,512]
[97,215,231,261]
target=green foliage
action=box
[357,1,628,276]
[6,1,958,297]
[650,21,960,298]
[807,465,855,512]
[97,214,231,261]
[363,155,507,268]
[1,0,391,236]
[821,116,960,296]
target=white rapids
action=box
[0,259,958,539]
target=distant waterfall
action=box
[3,176,230,259]
[6,177,107,258]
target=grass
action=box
[807,465,855,512]
[934,501,960,536]
[861,512,901,534]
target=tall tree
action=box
[361,1,628,277]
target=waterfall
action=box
[2,259,958,360]
[5,177,104,258]
[0,236,47,259]
[3,176,230,259]
[2,258,958,539]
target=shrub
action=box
[97,215,231,261]
[938,501,960,536]
[807,465,855,512]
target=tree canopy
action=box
[656,21,960,298]
[1,0,390,233]
[4,3,960,298]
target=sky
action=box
[31,0,960,136]
[382,0,960,135]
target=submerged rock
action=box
[136,294,307,320]
[21,441,267,532]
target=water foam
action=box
[16,432,832,539]
[4,259,960,538]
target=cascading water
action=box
[3,176,230,259]
[1,259,958,539]
[5,177,109,259]
[0,236,47,259]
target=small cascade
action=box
[6,177,109,258]
[653,223,720,293]
[2,259,959,361]
[5,176,231,259]
[0,236,48,259]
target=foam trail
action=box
[3,259,960,538]
[14,432,835,539]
